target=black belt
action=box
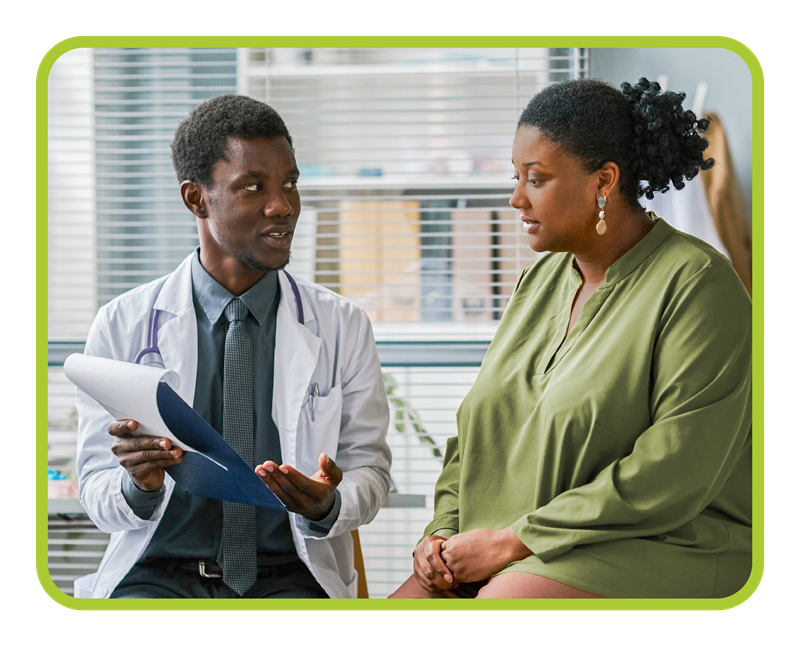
[147,558,306,579]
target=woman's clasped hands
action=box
[413,528,533,593]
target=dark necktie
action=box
[217,297,257,595]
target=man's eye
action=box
[284,180,298,190]
[243,184,260,192]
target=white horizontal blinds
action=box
[241,48,589,338]
[48,48,97,341]
[47,48,237,341]
[49,47,589,340]
[93,48,237,310]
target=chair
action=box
[351,529,368,598]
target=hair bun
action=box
[623,77,713,199]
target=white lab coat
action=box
[73,253,392,599]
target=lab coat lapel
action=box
[152,254,198,405]
[274,272,320,467]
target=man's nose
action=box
[263,190,292,217]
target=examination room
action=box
[44,43,756,604]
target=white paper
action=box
[64,353,198,453]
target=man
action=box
[74,94,392,599]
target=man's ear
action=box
[180,180,208,219]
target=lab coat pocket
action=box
[296,383,343,477]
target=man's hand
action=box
[256,452,343,521]
[441,527,533,583]
[412,534,456,594]
[108,419,183,491]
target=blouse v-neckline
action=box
[538,213,670,375]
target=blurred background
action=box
[46,46,753,598]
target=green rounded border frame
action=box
[34,35,766,611]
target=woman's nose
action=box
[509,181,527,209]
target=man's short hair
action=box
[171,94,293,187]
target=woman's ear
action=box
[596,161,621,197]
[180,180,208,219]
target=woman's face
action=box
[510,125,600,254]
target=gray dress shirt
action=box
[122,251,340,564]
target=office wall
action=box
[590,47,754,225]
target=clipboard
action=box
[64,353,285,510]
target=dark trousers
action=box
[110,558,329,599]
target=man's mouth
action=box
[262,230,293,249]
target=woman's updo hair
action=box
[517,77,714,206]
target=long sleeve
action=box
[420,436,461,540]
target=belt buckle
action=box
[198,560,222,578]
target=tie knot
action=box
[224,298,249,323]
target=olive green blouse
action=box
[423,215,752,598]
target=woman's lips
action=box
[522,220,539,234]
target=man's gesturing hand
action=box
[256,452,343,521]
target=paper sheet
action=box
[64,353,196,453]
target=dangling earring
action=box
[596,196,608,235]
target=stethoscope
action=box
[134,269,305,367]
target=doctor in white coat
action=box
[75,95,391,599]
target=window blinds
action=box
[240,47,588,340]
[48,46,588,341]
[48,48,238,340]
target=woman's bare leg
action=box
[389,575,484,599]
[475,572,605,599]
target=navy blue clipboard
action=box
[155,381,285,510]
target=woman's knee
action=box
[388,575,439,599]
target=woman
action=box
[390,78,752,599]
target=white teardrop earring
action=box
[596,195,608,235]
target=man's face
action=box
[200,136,301,274]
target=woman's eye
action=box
[528,179,540,186]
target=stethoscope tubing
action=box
[134,309,162,365]
[135,269,304,365]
